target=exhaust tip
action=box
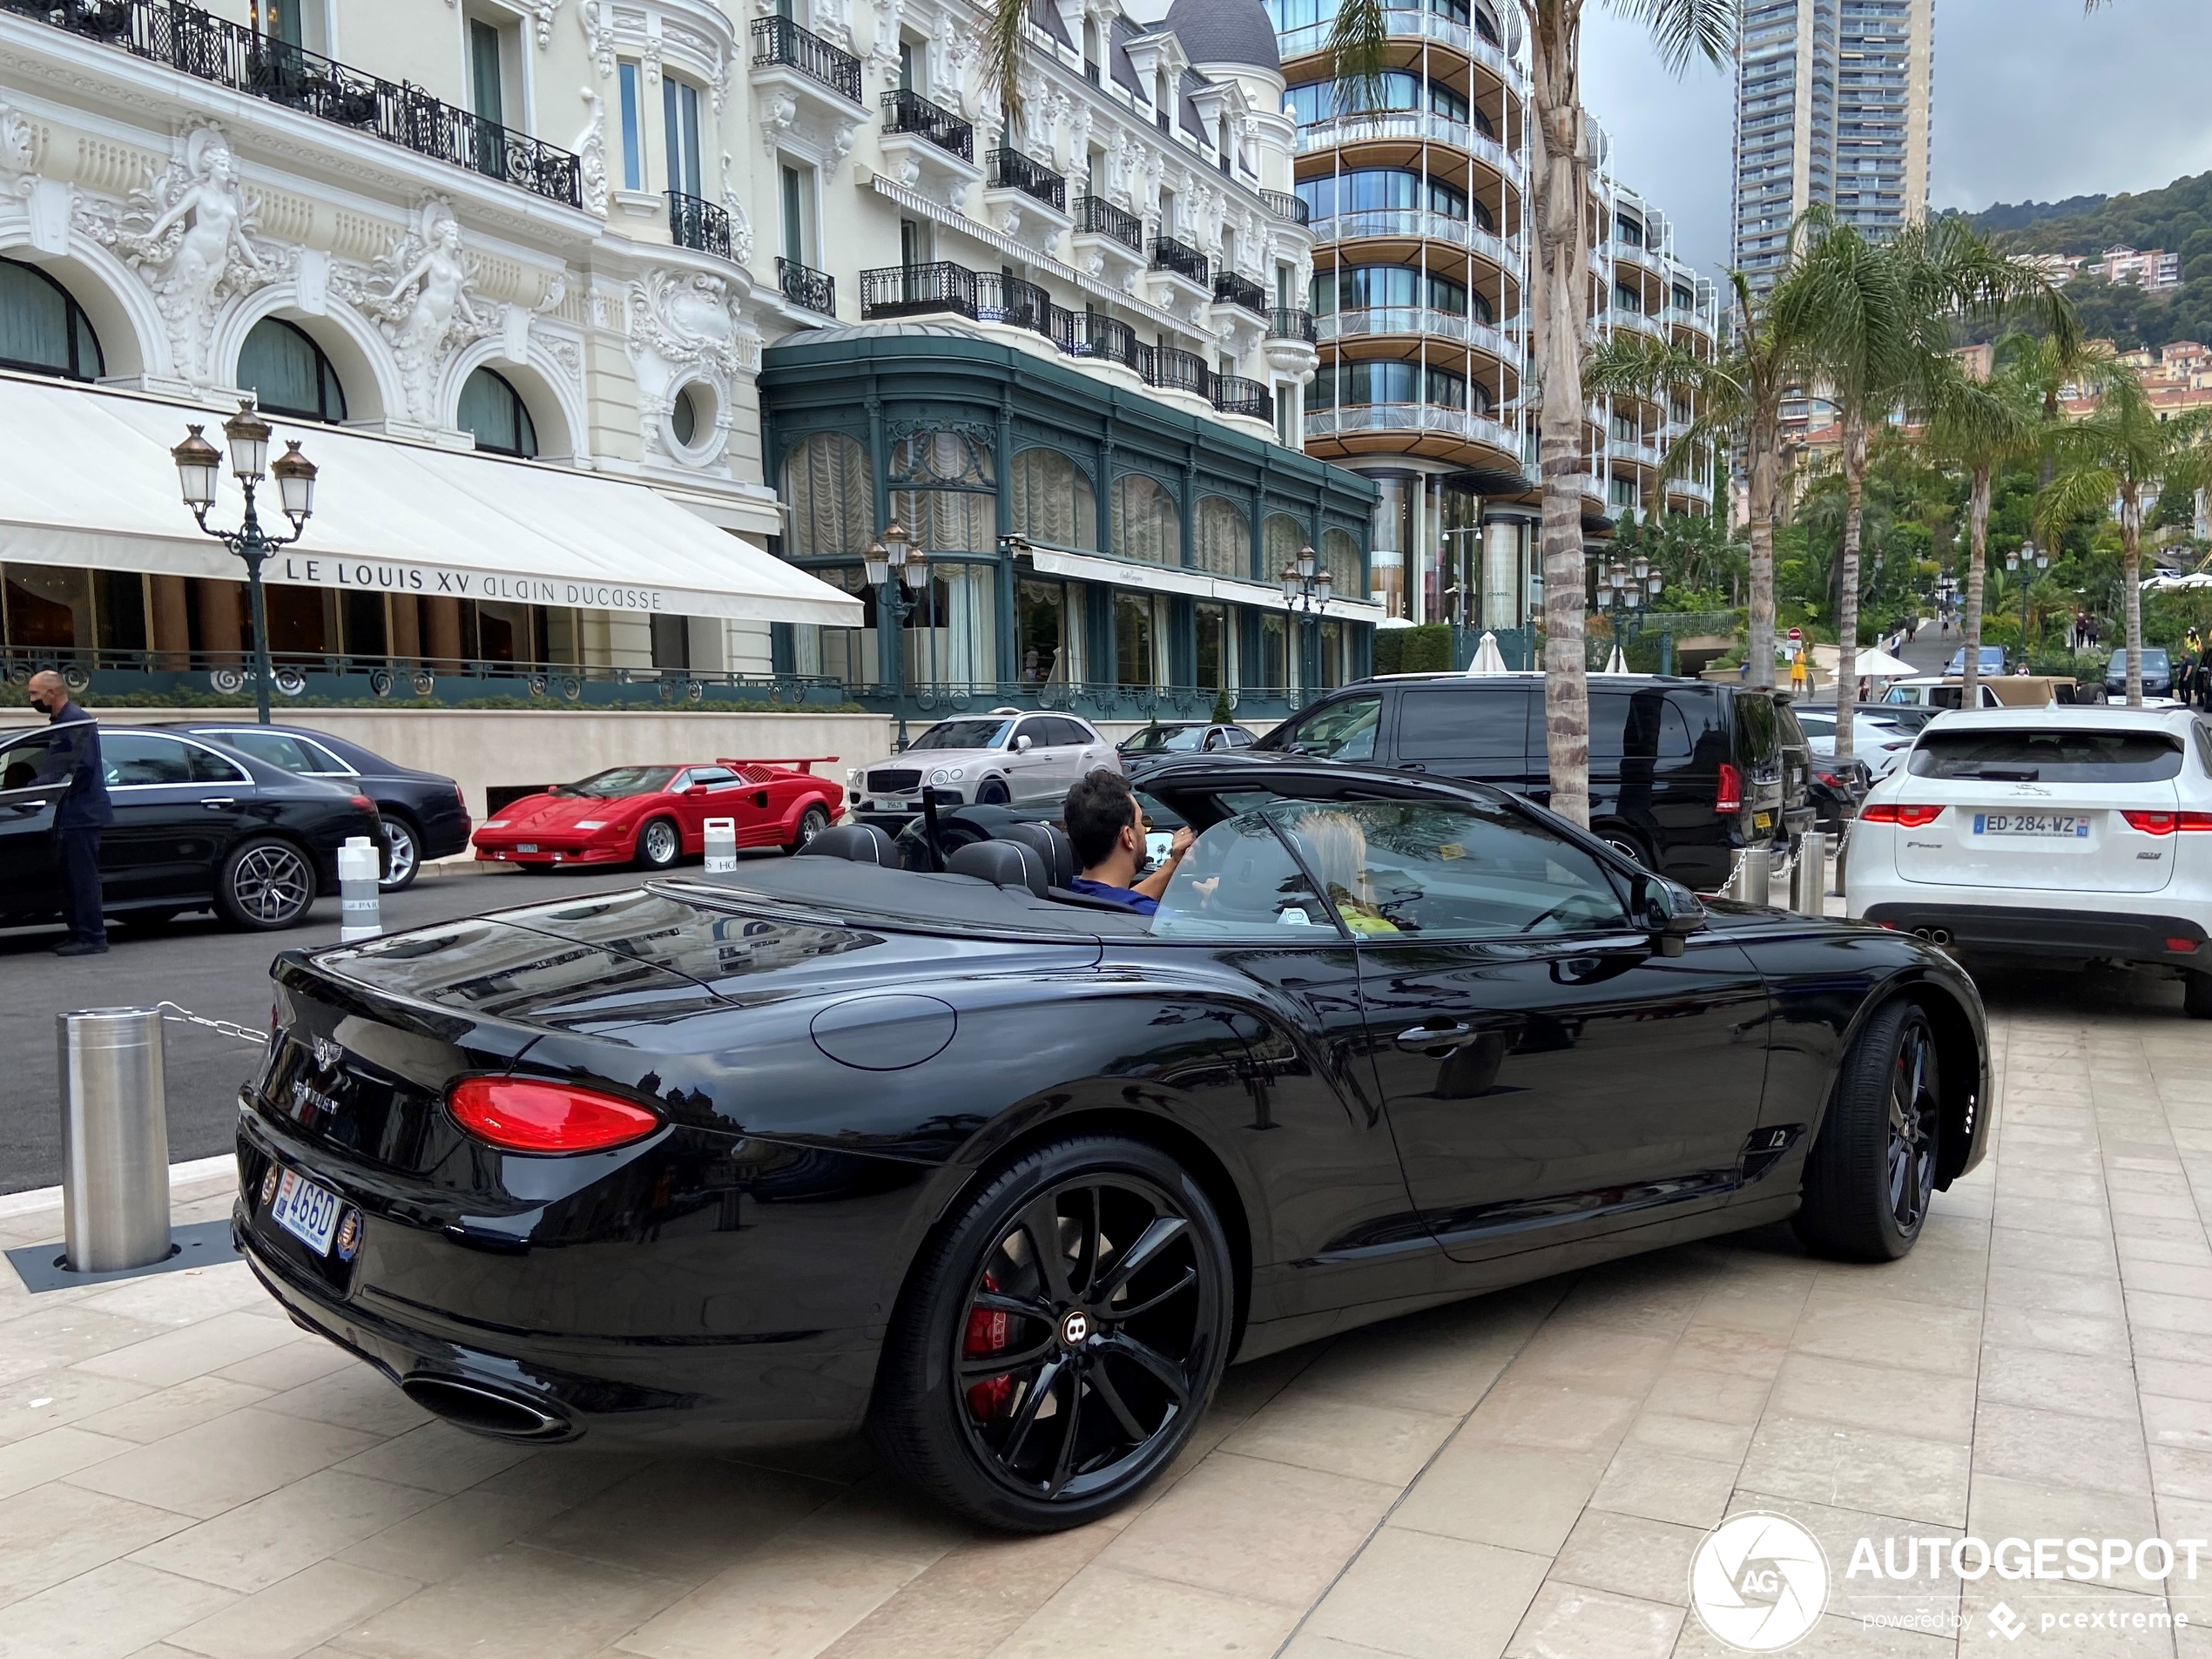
[401,1376,570,1440]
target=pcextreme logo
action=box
[1689,1512,1830,1652]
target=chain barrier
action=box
[153,1001,271,1049]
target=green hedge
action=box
[1372,624,1454,676]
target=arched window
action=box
[0,259,104,381]
[782,431,872,556]
[458,367,537,457]
[1264,512,1306,582]
[1193,496,1250,577]
[1321,527,1364,602]
[1009,448,1097,550]
[890,430,995,553]
[239,318,346,422]
[1111,473,1180,566]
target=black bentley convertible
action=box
[236,759,1988,1531]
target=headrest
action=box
[995,821,1075,887]
[799,822,900,867]
[946,838,1049,898]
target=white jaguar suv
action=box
[1847,705,2212,1014]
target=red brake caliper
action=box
[963,1272,1014,1420]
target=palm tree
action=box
[2039,366,2212,705]
[1921,357,2040,707]
[1586,270,1802,693]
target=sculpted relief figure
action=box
[337,198,496,423]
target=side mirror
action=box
[1015,734,1033,752]
[1639,878,1706,957]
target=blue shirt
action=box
[1068,875,1157,915]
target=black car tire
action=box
[215,836,317,931]
[2184,971,2212,1020]
[872,1134,1234,1532]
[787,805,830,854]
[635,816,681,870]
[378,813,421,893]
[1598,826,1651,870]
[976,779,1010,806]
[1793,1000,1940,1261]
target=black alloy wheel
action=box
[636,816,681,870]
[217,837,316,930]
[1794,1000,1941,1260]
[873,1136,1232,1531]
[787,804,830,853]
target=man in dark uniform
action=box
[26,671,112,956]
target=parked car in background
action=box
[1849,706,2212,1010]
[851,711,1116,826]
[0,725,384,931]
[1250,674,1805,890]
[1118,720,1258,758]
[2107,648,2175,698]
[168,723,469,892]
[1946,644,2008,677]
[1884,678,2004,711]
[474,760,841,871]
[1792,708,1919,779]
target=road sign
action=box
[1787,626,1803,644]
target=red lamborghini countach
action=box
[472,759,841,870]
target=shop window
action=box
[1018,577,1078,686]
[1259,610,1289,691]
[1193,496,1250,577]
[2,563,94,651]
[783,431,872,556]
[907,562,997,688]
[1009,448,1097,550]
[1196,601,1230,690]
[0,259,105,382]
[1111,473,1180,566]
[239,318,347,422]
[458,367,538,457]
[1321,528,1364,604]
[1113,591,1162,688]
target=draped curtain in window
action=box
[1111,474,1180,566]
[783,433,872,556]
[1008,448,1098,550]
[1192,497,1250,577]
[1263,513,1305,584]
[1321,528,1365,604]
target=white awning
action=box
[1028,545,1385,619]
[0,375,860,627]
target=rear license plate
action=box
[1754,812,1772,831]
[1972,813,2089,838]
[269,1167,342,1255]
[516,842,537,853]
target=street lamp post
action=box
[865,523,927,748]
[2005,540,2050,666]
[1280,543,1332,697]
[171,401,317,725]
[1592,551,1664,661]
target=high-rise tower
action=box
[1732,0,1936,289]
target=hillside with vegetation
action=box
[1962,172,2212,350]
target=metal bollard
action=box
[702,818,738,873]
[57,1008,172,1273]
[1791,833,1829,915]
[339,836,381,942]
[1740,844,1773,907]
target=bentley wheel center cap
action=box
[1059,1310,1091,1346]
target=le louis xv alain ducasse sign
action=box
[272,554,672,614]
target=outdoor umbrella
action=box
[1465,631,1510,675]
[1851,646,1918,678]
[1605,644,1629,675]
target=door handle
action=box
[1396,1021,1477,1053]
[199,798,235,809]
[1395,761,1426,773]
[7,799,48,814]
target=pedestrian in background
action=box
[24,671,112,956]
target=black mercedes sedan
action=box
[164,723,471,892]
[235,759,1987,1531]
[0,725,385,933]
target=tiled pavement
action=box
[6,970,2212,1658]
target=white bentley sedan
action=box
[1847,706,2212,1015]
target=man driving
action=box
[1064,768,1191,916]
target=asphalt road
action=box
[0,859,753,1193]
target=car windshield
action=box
[1908,729,2185,783]
[1123,725,1207,752]
[1947,647,2006,671]
[2108,649,2171,673]
[1259,695,1381,761]
[908,719,1012,752]
[557,766,678,798]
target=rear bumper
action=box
[1858,902,2209,967]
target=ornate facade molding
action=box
[575,88,608,217]
[329,196,502,424]
[625,267,757,467]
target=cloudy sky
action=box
[1584,0,2212,281]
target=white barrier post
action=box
[339,836,381,941]
[703,818,738,873]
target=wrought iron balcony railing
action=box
[880,87,972,160]
[4,0,582,206]
[1261,189,1312,226]
[1266,307,1318,343]
[1074,193,1144,252]
[667,191,732,260]
[988,147,1066,212]
[1150,234,1209,285]
[1149,344,1211,396]
[777,256,837,316]
[1211,376,1274,421]
[860,260,974,320]
[1212,269,1267,315]
[750,15,862,104]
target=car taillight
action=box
[1860,802,1944,828]
[350,794,377,816]
[1716,763,1743,815]
[2122,812,2212,835]
[446,1078,662,1153]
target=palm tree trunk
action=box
[2123,487,2143,706]
[1833,412,1868,759]
[1745,411,1777,691]
[1962,465,1990,708]
[1529,10,1590,827]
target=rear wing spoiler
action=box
[715,756,840,775]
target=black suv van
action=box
[1252,674,1804,890]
